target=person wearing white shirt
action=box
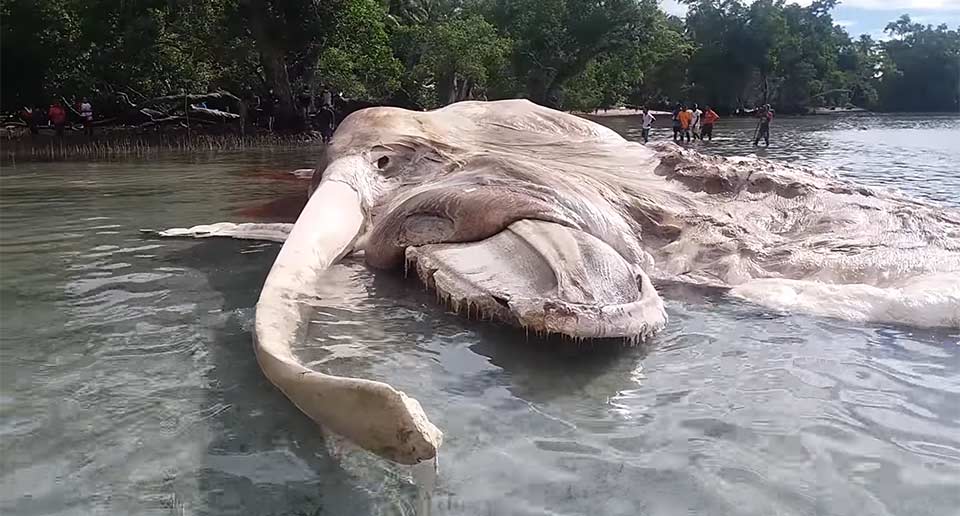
[641,107,656,143]
[691,103,703,140]
[80,98,94,136]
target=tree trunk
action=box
[438,70,458,106]
[456,77,473,102]
[527,74,558,108]
[260,46,298,129]
[761,73,769,105]
[244,0,301,130]
[529,52,596,109]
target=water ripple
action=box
[2,128,959,515]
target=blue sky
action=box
[659,0,960,40]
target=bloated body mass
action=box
[244,100,960,465]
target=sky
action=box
[659,0,960,40]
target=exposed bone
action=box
[151,222,292,242]
[255,175,441,465]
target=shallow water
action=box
[2,115,959,516]
[598,113,960,208]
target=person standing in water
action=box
[321,86,333,108]
[263,91,277,131]
[641,107,655,143]
[48,101,67,139]
[317,104,336,144]
[79,97,94,136]
[678,105,693,142]
[754,104,774,146]
[702,105,719,141]
[671,103,683,142]
[691,103,703,140]
[21,106,38,136]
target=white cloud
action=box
[663,0,960,11]
[784,0,960,9]
[836,19,856,26]
[829,0,960,9]
[659,0,688,17]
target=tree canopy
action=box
[2,0,958,122]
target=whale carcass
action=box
[172,100,959,465]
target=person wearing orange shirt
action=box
[678,106,692,142]
[671,103,683,141]
[702,106,720,141]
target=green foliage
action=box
[879,15,960,112]
[775,0,846,112]
[2,0,957,115]
[2,0,232,107]
[677,0,959,113]
[684,0,754,109]
[392,12,510,108]
[484,0,662,107]
[683,0,850,112]
[563,6,693,111]
[316,0,404,99]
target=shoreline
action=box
[573,108,672,117]
[574,106,879,118]
[1,127,326,163]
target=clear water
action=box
[1,115,959,516]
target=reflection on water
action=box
[1,117,959,515]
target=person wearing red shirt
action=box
[48,101,67,138]
[702,106,720,141]
[753,104,774,146]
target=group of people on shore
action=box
[18,89,340,142]
[21,99,95,138]
[253,87,339,141]
[638,103,774,146]
[20,94,775,149]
